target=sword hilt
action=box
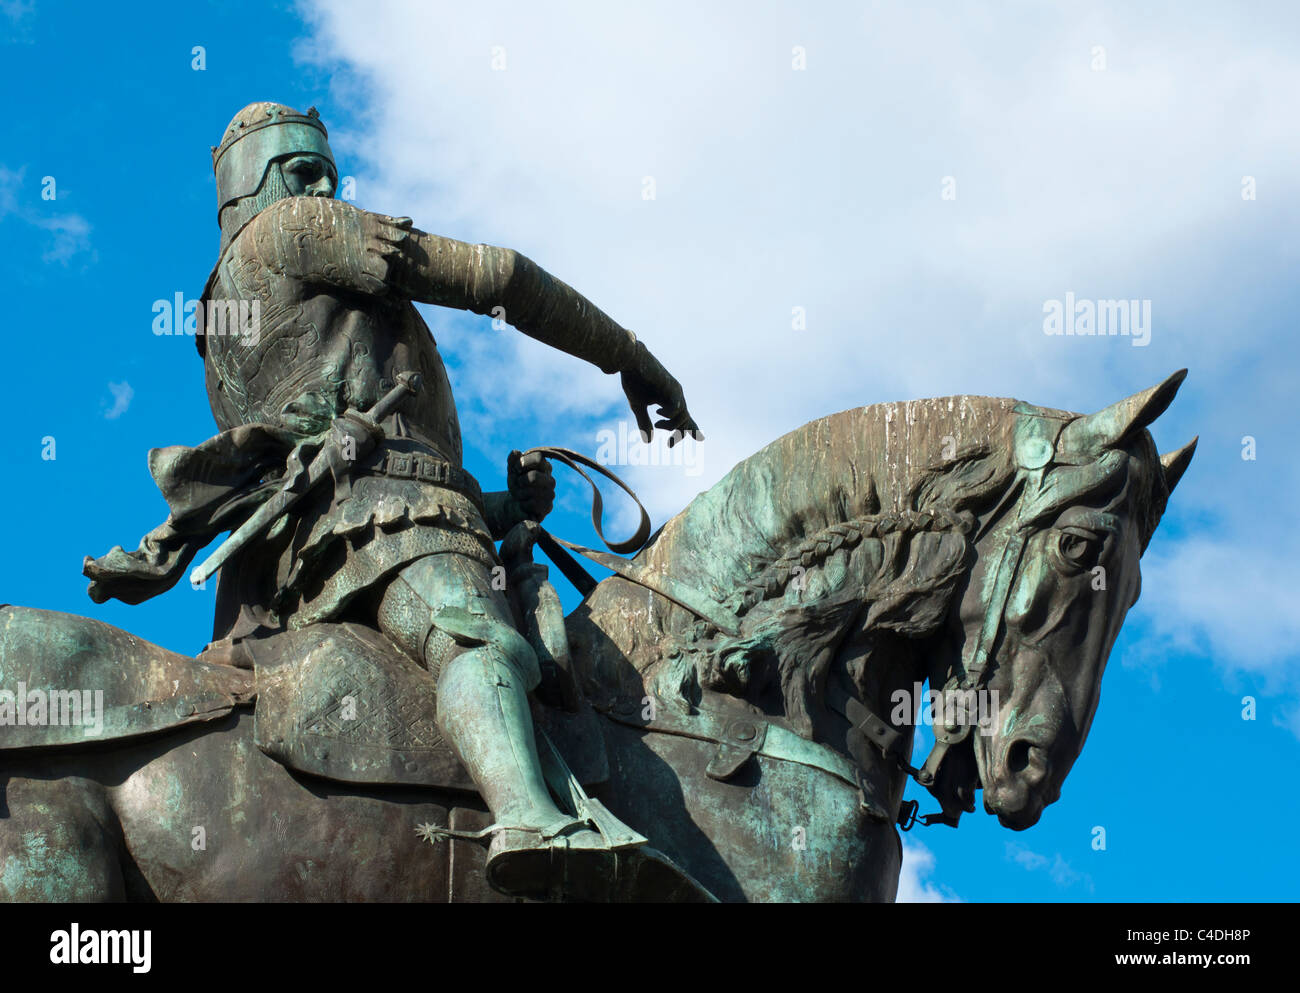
[360,371,423,427]
[187,371,423,590]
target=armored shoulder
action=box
[231,197,416,297]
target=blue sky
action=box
[1,0,1297,902]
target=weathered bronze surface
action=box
[0,103,1194,902]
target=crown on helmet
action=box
[211,102,334,220]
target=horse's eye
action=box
[1051,527,1102,573]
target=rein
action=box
[520,447,742,637]
[525,413,1066,832]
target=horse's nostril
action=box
[1007,739,1032,774]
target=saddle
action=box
[245,619,608,792]
[0,603,608,796]
[0,604,254,750]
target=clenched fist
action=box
[507,449,556,522]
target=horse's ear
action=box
[1160,436,1197,494]
[1058,369,1187,455]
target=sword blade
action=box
[188,482,304,588]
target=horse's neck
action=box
[609,397,1019,735]
[637,396,1016,618]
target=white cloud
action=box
[1006,842,1050,871]
[0,0,33,27]
[1138,537,1300,679]
[1005,841,1094,892]
[896,840,959,903]
[104,381,134,420]
[295,1,1299,688]
[1275,706,1300,740]
[35,211,93,264]
[0,165,94,264]
[0,164,22,214]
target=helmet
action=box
[211,102,335,225]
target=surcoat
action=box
[200,197,499,641]
[85,195,642,638]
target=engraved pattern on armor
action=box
[197,197,486,633]
[299,653,444,752]
[202,198,461,462]
[422,629,457,683]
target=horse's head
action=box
[936,371,1195,829]
[580,372,1195,842]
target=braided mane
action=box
[570,389,1175,740]
[731,507,976,614]
[634,394,1022,608]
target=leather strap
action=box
[522,446,650,554]
[539,530,742,637]
[825,678,912,766]
[520,446,743,637]
[598,695,889,821]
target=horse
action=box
[0,374,1194,902]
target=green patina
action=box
[1003,707,1021,739]
[0,99,1197,902]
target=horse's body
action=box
[0,704,894,901]
[0,383,1193,902]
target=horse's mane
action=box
[575,392,1167,732]
[636,394,1025,606]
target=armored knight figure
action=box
[84,102,703,901]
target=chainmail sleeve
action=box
[247,197,645,376]
[395,227,643,376]
[243,197,406,296]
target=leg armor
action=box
[375,550,715,902]
[377,552,553,828]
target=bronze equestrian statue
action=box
[0,102,1196,902]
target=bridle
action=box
[835,408,1071,829]
[900,409,1071,820]
[525,414,1073,829]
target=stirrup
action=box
[418,814,606,849]
[484,824,718,903]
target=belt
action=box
[359,449,484,508]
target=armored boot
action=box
[428,604,713,902]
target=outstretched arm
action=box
[252,197,702,443]
[386,217,702,443]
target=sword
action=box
[188,372,423,589]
